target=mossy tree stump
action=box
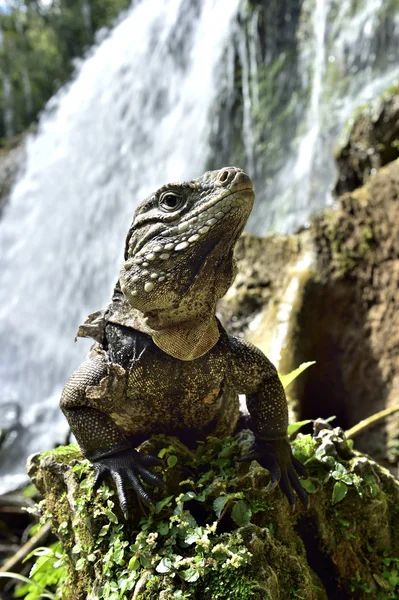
[27,428,399,600]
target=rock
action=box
[220,160,399,470]
[309,160,399,465]
[219,233,306,336]
[27,431,399,599]
[334,87,399,196]
[0,134,27,215]
[218,231,315,423]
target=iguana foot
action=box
[239,437,308,508]
[93,448,165,518]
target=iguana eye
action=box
[159,192,184,212]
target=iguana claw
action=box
[93,448,165,517]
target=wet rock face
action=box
[218,233,304,338]
[308,161,399,463]
[334,90,399,196]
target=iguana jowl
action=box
[60,167,307,516]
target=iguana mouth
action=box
[187,185,253,219]
[158,187,254,244]
[192,187,253,221]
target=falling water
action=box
[0,0,240,492]
[293,0,327,206]
[241,0,399,233]
[2,0,399,491]
[238,21,256,177]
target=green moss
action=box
[252,54,301,175]
[349,556,399,599]
[321,208,377,277]
[201,567,260,599]
[380,81,399,101]
[28,437,261,599]
[335,79,399,157]
[40,444,82,463]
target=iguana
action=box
[60,167,307,517]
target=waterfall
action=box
[0,0,240,492]
[244,0,399,232]
[1,0,399,491]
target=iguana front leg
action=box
[227,336,308,507]
[60,353,163,516]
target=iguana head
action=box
[120,167,254,328]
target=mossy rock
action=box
[0,132,26,214]
[26,427,399,599]
[334,87,399,196]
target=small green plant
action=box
[293,433,369,505]
[88,438,257,598]
[0,542,68,600]
[349,571,372,594]
[279,361,315,391]
[349,555,399,599]
[381,555,399,599]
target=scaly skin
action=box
[61,167,307,516]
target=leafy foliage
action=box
[0,0,131,142]
[3,542,67,600]
[381,556,399,599]
[16,438,260,599]
[86,438,256,598]
[349,554,399,599]
[293,433,376,505]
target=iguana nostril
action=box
[231,170,252,187]
[218,168,235,186]
[218,167,252,188]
